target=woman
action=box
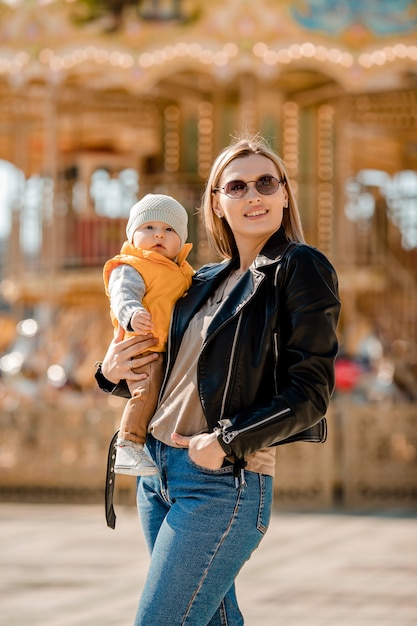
[96,134,341,625]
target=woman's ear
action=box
[212,193,223,218]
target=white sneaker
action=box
[114,440,158,476]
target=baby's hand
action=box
[130,309,153,334]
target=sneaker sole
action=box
[114,465,159,477]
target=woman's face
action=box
[213,153,288,252]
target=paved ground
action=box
[1,503,416,626]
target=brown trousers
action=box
[119,355,164,444]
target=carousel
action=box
[0,0,416,507]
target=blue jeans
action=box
[134,434,273,626]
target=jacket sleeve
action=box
[94,363,131,399]
[216,246,341,458]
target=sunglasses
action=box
[213,175,284,199]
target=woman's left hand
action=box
[171,432,226,470]
[102,326,160,384]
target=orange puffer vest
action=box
[103,241,194,352]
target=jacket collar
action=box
[253,226,291,270]
[173,227,291,342]
[204,228,290,334]
[195,226,290,282]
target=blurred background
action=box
[0,0,416,512]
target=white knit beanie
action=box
[126,194,188,247]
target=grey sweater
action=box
[108,264,146,332]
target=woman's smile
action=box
[244,207,268,218]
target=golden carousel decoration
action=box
[0,0,416,506]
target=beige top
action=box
[149,271,276,476]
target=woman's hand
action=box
[171,432,226,470]
[102,326,160,384]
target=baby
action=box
[103,194,194,475]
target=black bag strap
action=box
[105,430,119,529]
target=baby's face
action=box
[132,221,182,261]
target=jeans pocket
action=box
[186,454,234,476]
[256,474,273,535]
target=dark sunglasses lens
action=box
[224,180,247,198]
[222,176,280,197]
[256,176,279,194]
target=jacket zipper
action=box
[214,272,288,441]
[220,314,243,417]
[273,331,279,395]
[201,273,264,419]
[222,407,292,445]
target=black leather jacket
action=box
[164,227,340,459]
[97,227,340,461]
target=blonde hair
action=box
[201,133,305,259]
